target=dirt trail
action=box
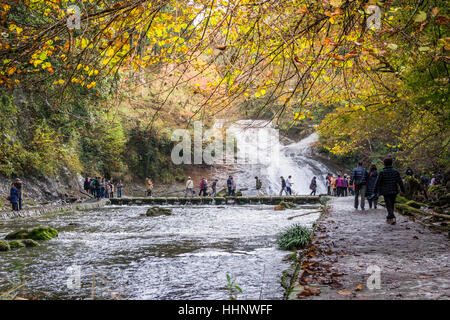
[290,196,450,300]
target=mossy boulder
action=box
[0,240,10,251]
[395,203,425,216]
[4,229,29,240]
[406,200,427,209]
[235,191,243,197]
[146,207,172,217]
[21,239,39,247]
[279,201,296,209]
[428,186,447,200]
[9,240,25,250]
[26,227,58,240]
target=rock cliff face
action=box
[0,171,85,206]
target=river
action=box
[0,204,321,300]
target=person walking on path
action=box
[255,176,263,195]
[350,161,369,210]
[286,176,293,195]
[326,174,332,195]
[230,177,236,196]
[110,181,114,198]
[184,177,194,197]
[116,180,123,198]
[145,177,153,197]
[105,182,111,199]
[227,176,233,196]
[366,164,379,209]
[279,176,287,196]
[335,175,345,197]
[8,183,19,211]
[309,177,317,195]
[375,157,405,225]
[211,179,218,197]
[343,175,349,196]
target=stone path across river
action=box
[289,196,450,300]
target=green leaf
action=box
[414,11,427,23]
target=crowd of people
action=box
[83,177,123,200]
[6,162,445,213]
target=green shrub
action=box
[277,224,312,250]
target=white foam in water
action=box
[226,120,330,195]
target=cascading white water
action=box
[226,120,330,195]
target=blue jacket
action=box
[351,166,368,186]
[227,178,232,187]
[9,187,19,203]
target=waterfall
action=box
[225,120,330,195]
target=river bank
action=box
[286,196,450,300]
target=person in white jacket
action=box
[185,177,194,197]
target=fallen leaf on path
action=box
[298,286,321,297]
[338,289,353,295]
[354,284,364,291]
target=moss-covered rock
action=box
[21,239,40,247]
[395,203,425,216]
[26,227,58,240]
[406,200,427,209]
[0,240,10,251]
[146,207,172,217]
[235,191,243,197]
[4,229,29,240]
[9,240,25,249]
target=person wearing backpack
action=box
[350,161,369,210]
[185,177,194,197]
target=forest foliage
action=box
[0,0,448,178]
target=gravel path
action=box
[290,196,450,300]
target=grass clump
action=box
[277,224,312,250]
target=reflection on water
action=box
[0,205,320,300]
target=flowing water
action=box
[0,204,320,300]
[0,120,331,300]
[227,120,329,195]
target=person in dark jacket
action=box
[14,178,23,210]
[227,176,233,196]
[279,176,287,196]
[9,183,19,211]
[366,164,379,209]
[309,177,317,196]
[375,157,405,225]
[405,167,414,176]
[350,161,369,210]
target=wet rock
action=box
[6,227,58,240]
[0,240,10,251]
[146,207,172,217]
[21,239,39,247]
[274,205,284,211]
[9,240,25,249]
[4,229,29,240]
